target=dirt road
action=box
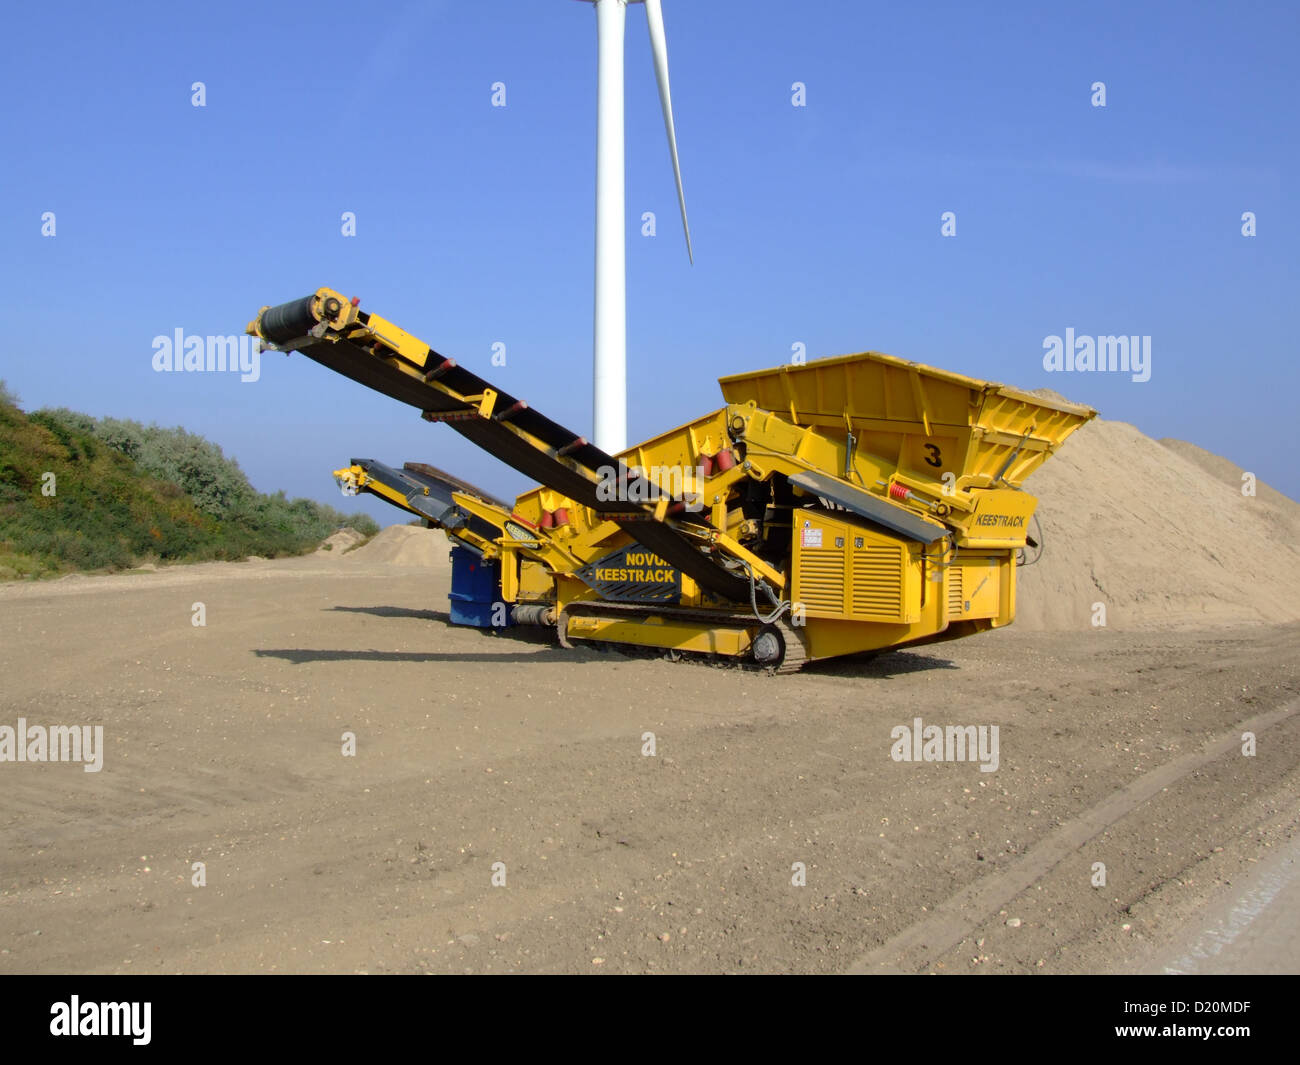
[1,551,1296,973]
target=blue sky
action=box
[1,0,1296,522]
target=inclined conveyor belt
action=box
[257,293,752,602]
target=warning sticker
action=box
[801,526,823,548]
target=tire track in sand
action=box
[845,698,1300,973]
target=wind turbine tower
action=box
[580,0,693,454]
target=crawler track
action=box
[557,600,812,673]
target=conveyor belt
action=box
[348,457,502,542]
[258,293,751,601]
[401,461,510,511]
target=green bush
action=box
[0,398,377,578]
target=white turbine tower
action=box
[583,0,693,454]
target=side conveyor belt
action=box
[401,461,510,511]
[340,458,503,543]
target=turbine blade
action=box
[644,0,693,264]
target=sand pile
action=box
[1015,416,1300,630]
[345,524,452,568]
[316,528,366,555]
